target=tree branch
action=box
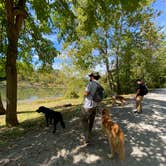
[15,0,27,37]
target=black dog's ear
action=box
[39,106,45,109]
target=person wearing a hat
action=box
[81,72,102,144]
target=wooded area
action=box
[0,0,166,126]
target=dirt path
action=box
[0,89,166,166]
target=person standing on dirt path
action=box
[81,72,103,144]
[135,79,147,114]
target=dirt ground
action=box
[0,89,166,166]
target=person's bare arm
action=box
[84,91,89,96]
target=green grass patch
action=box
[0,97,83,146]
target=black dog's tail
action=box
[60,116,65,128]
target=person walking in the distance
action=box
[135,79,148,114]
[81,72,104,144]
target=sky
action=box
[152,0,166,28]
[51,0,166,70]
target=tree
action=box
[1,0,164,126]
[0,93,5,115]
[63,0,156,94]
[1,0,75,126]
[3,0,28,126]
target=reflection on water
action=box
[0,86,65,103]
[18,96,39,103]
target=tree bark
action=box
[115,12,123,95]
[116,53,121,94]
[0,93,5,115]
[5,0,26,126]
[102,31,113,92]
[104,55,113,91]
[6,40,19,126]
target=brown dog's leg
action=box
[118,143,125,160]
[108,137,115,159]
[118,133,125,160]
[102,124,106,136]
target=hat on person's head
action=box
[88,72,101,80]
[136,79,142,82]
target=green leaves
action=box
[32,0,50,21]
[61,0,165,93]
[1,0,165,92]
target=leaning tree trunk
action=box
[115,12,123,95]
[5,0,26,126]
[104,55,113,91]
[102,31,113,92]
[0,93,5,115]
[116,54,121,95]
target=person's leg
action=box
[136,96,143,113]
[136,96,139,111]
[81,108,90,142]
[89,108,96,133]
[139,96,143,113]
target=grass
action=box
[0,97,83,146]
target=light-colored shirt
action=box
[83,80,99,109]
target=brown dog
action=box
[102,109,125,160]
[112,95,127,106]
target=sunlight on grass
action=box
[1,97,82,125]
[0,97,82,146]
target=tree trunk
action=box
[0,93,5,115]
[104,56,113,91]
[5,0,26,126]
[115,12,123,95]
[6,40,19,126]
[116,54,121,94]
[103,31,113,92]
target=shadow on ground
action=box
[0,93,166,166]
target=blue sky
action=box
[51,0,166,70]
[152,0,166,28]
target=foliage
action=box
[63,0,165,94]
[1,0,164,96]
[59,65,87,99]
[0,0,166,127]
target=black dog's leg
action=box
[45,114,49,127]
[49,117,53,124]
[60,116,65,129]
[53,120,58,133]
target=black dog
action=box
[36,106,65,133]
